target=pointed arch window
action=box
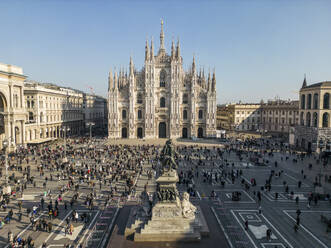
[160,97,166,108]
[183,109,188,120]
[160,69,166,87]
[198,109,203,119]
[122,109,127,119]
[138,109,142,119]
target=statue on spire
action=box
[145,38,150,61]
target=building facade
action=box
[295,78,331,151]
[216,104,230,130]
[261,100,299,135]
[83,94,107,134]
[24,80,85,144]
[108,21,217,139]
[0,62,107,149]
[216,100,299,137]
[0,63,27,150]
[222,103,261,131]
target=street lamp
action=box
[2,139,11,195]
[318,139,324,186]
[86,122,95,140]
[2,139,9,185]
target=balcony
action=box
[156,107,168,114]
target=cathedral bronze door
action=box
[159,122,166,138]
[137,127,143,139]
[198,127,203,138]
[182,127,188,138]
[122,127,127,138]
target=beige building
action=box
[216,105,230,130]
[295,78,331,151]
[223,103,261,131]
[0,63,27,150]
[108,21,217,139]
[216,100,300,138]
[261,100,299,135]
[0,62,108,149]
[24,80,85,143]
[83,94,107,134]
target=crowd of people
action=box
[0,135,329,247]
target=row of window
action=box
[121,109,204,120]
[236,110,260,115]
[136,94,189,105]
[262,110,298,115]
[301,93,330,110]
[236,110,299,115]
[236,117,299,125]
[26,100,82,110]
[28,112,82,123]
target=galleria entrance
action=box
[159,122,166,138]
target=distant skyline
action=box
[1,0,331,104]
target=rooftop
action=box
[302,81,331,89]
[0,62,26,77]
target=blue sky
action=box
[1,0,331,104]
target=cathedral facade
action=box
[108,21,217,139]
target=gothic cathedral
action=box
[108,21,217,139]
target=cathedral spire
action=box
[171,39,175,59]
[150,37,154,60]
[159,19,165,53]
[108,69,113,90]
[129,56,134,76]
[207,69,211,91]
[212,68,216,91]
[176,38,181,60]
[302,73,307,88]
[114,69,118,89]
[145,38,150,61]
[108,69,114,91]
[192,55,196,75]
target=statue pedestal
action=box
[126,171,209,242]
[125,140,209,243]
